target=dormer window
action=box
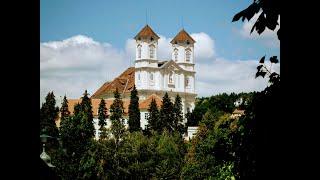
[137,44,142,59]
[185,49,191,62]
[149,44,155,59]
[174,48,178,62]
[150,37,154,41]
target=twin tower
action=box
[134,24,196,71]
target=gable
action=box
[160,60,184,72]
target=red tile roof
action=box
[139,94,162,110]
[170,29,196,44]
[91,67,135,99]
[134,24,160,40]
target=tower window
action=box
[149,45,155,59]
[138,73,141,81]
[186,77,190,87]
[174,48,178,62]
[137,44,142,59]
[186,49,191,62]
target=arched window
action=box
[137,44,142,59]
[174,48,178,62]
[149,45,155,59]
[186,77,190,87]
[185,49,191,62]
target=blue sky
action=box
[40,0,280,104]
[41,0,279,60]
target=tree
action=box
[155,130,184,179]
[110,88,126,148]
[128,85,141,132]
[232,1,281,179]
[40,92,59,152]
[80,90,95,141]
[173,94,185,135]
[147,98,161,133]
[98,99,108,128]
[60,95,70,123]
[98,98,108,140]
[232,0,280,83]
[160,92,174,133]
[40,92,59,135]
[109,88,127,178]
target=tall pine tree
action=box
[60,95,70,124]
[40,92,59,152]
[40,92,59,136]
[147,98,161,133]
[160,92,174,133]
[80,90,95,140]
[98,98,108,128]
[128,85,141,132]
[110,88,126,147]
[173,94,185,135]
[98,98,108,140]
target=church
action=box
[65,25,197,139]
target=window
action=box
[149,45,155,59]
[186,49,191,62]
[138,73,141,81]
[137,44,142,58]
[174,48,178,62]
[186,77,190,87]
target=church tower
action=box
[170,29,196,72]
[134,25,160,92]
[134,24,160,62]
[170,29,196,95]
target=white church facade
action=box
[63,25,197,139]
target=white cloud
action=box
[239,12,280,48]
[40,35,129,106]
[191,32,215,59]
[41,33,279,106]
[195,58,280,97]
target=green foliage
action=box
[40,92,59,136]
[232,0,280,40]
[147,98,161,133]
[128,85,141,132]
[98,98,108,129]
[60,95,70,123]
[110,88,124,122]
[160,92,174,133]
[40,92,59,152]
[80,90,95,139]
[173,94,185,135]
[110,88,127,149]
[155,130,185,179]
